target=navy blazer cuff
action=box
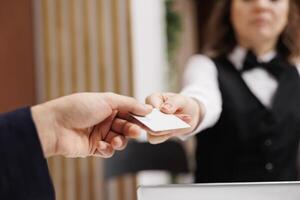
[0,107,54,200]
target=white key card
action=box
[131,108,191,132]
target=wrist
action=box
[189,97,206,131]
[31,103,58,157]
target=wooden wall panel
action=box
[33,0,136,199]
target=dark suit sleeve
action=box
[0,107,55,200]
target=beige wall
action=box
[33,0,136,199]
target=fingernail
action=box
[114,138,122,148]
[182,115,192,121]
[144,104,153,110]
[128,128,142,138]
[99,141,107,150]
[162,103,172,110]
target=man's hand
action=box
[31,93,152,158]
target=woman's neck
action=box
[239,39,277,57]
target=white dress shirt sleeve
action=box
[180,55,222,139]
[296,61,300,77]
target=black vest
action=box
[195,56,300,183]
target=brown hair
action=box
[202,0,300,63]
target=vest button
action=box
[265,162,274,171]
[264,139,273,147]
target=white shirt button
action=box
[264,139,272,146]
[265,162,274,171]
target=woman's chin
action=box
[255,27,276,40]
[251,30,277,42]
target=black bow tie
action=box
[242,50,286,80]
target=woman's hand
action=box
[145,92,205,144]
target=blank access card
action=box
[131,108,191,132]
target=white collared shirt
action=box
[180,47,300,137]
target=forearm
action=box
[180,55,222,137]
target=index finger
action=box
[145,93,165,108]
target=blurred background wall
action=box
[33,0,136,199]
[0,0,35,112]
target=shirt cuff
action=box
[179,86,222,140]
